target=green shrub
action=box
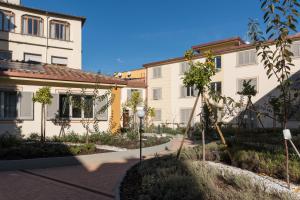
[27,133,40,141]
[0,133,22,148]
[61,131,84,143]
[126,131,138,141]
[121,156,296,200]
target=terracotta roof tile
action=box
[0,61,127,85]
[126,78,146,88]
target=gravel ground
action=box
[206,161,300,199]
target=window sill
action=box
[21,33,46,38]
[236,63,258,67]
[49,38,73,43]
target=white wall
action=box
[146,42,300,128]
[0,4,83,69]
[0,83,112,137]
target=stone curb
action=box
[0,140,173,171]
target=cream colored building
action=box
[0,0,84,69]
[144,35,300,128]
[0,0,128,137]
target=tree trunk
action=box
[177,91,201,159]
[43,105,46,141]
[40,104,44,142]
[86,125,89,144]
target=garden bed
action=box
[120,156,297,200]
[0,142,112,160]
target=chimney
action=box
[0,0,21,5]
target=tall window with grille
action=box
[50,20,70,41]
[0,10,15,32]
[22,15,43,37]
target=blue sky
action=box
[23,0,262,75]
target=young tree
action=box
[177,50,216,159]
[126,91,143,131]
[144,102,156,128]
[249,0,300,188]
[33,87,53,142]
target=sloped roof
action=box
[126,78,146,88]
[0,60,127,85]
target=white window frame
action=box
[153,109,161,121]
[59,94,94,120]
[180,108,193,125]
[0,90,19,120]
[152,67,162,79]
[51,56,68,66]
[237,77,258,94]
[50,20,70,41]
[237,49,257,67]
[291,42,300,58]
[24,53,42,63]
[180,62,190,75]
[210,82,222,94]
[152,88,162,100]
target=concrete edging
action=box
[0,139,173,171]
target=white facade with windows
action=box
[145,36,300,128]
[0,1,84,69]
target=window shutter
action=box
[18,92,34,120]
[158,88,162,99]
[250,78,257,91]
[66,25,70,41]
[181,86,186,98]
[292,44,300,57]
[50,23,55,38]
[127,89,132,100]
[22,17,26,34]
[47,94,59,120]
[95,97,108,121]
[237,79,243,93]
[250,50,256,64]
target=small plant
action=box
[32,87,53,142]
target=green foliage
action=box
[249,0,300,127]
[121,156,295,200]
[32,86,53,105]
[183,50,216,94]
[0,142,98,160]
[126,91,143,113]
[237,80,257,97]
[0,133,22,148]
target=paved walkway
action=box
[0,137,195,200]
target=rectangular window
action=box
[180,62,190,74]
[237,50,257,66]
[237,78,258,93]
[51,56,68,66]
[71,95,82,119]
[50,20,70,41]
[22,15,43,37]
[152,67,161,79]
[210,82,222,94]
[24,53,42,63]
[152,88,162,100]
[215,56,222,70]
[0,91,18,120]
[59,94,94,119]
[0,10,15,32]
[291,43,300,57]
[84,96,93,118]
[180,108,193,125]
[181,86,195,98]
[0,50,12,60]
[59,94,70,118]
[153,109,161,121]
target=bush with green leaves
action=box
[0,133,22,148]
[121,156,296,200]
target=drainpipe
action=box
[46,12,49,64]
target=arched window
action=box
[0,10,15,32]
[22,15,43,37]
[50,20,70,41]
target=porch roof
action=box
[0,60,127,86]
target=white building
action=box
[0,0,127,137]
[144,35,300,128]
[0,0,84,69]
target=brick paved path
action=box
[0,137,195,200]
